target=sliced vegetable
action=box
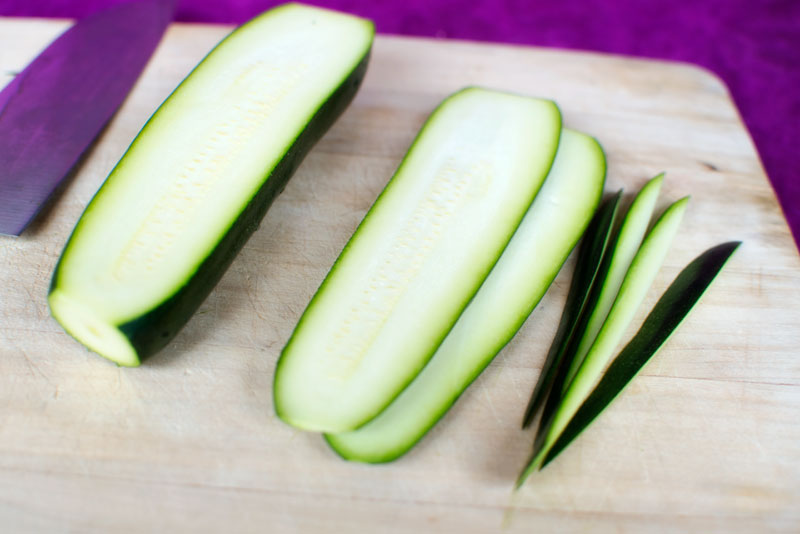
[274,88,562,433]
[538,242,741,469]
[560,174,664,390]
[534,176,666,445]
[48,4,375,366]
[522,191,621,429]
[520,195,689,481]
[514,241,740,486]
[325,129,605,462]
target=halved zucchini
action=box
[274,88,562,433]
[48,4,375,366]
[325,129,605,462]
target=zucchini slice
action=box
[521,191,622,429]
[538,242,741,469]
[274,88,562,433]
[533,176,666,445]
[325,129,605,462]
[522,195,689,478]
[48,4,375,366]
[560,174,664,389]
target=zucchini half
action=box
[48,4,375,366]
[274,88,562,433]
[325,129,606,462]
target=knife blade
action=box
[0,0,175,236]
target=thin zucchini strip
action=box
[325,129,605,461]
[521,191,621,429]
[535,177,666,443]
[48,4,375,366]
[538,242,741,469]
[560,174,664,390]
[521,195,689,481]
[274,88,562,433]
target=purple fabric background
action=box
[2,0,798,249]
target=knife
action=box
[0,0,175,236]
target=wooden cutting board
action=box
[1,18,798,533]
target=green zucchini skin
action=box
[113,54,371,360]
[532,176,665,443]
[48,5,375,366]
[559,174,664,390]
[520,192,689,481]
[521,191,622,429]
[539,241,742,468]
[515,241,740,487]
[324,129,606,462]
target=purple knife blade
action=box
[0,0,174,235]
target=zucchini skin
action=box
[49,50,371,364]
[522,191,622,429]
[539,241,742,468]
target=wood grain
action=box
[1,18,798,533]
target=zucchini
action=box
[325,129,605,462]
[560,174,664,390]
[274,88,562,433]
[521,191,621,428]
[521,194,689,479]
[538,242,742,470]
[533,177,667,446]
[48,4,375,366]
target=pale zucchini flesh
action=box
[325,129,606,462]
[274,88,562,433]
[49,4,375,366]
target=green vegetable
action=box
[522,191,621,429]
[520,193,689,482]
[325,129,605,462]
[561,174,664,390]
[517,241,740,485]
[48,4,375,366]
[274,88,562,433]
[532,177,666,445]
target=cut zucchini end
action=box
[273,385,359,433]
[515,453,542,489]
[323,434,402,464]
[48,289,139,367]
[273,397,375,434]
